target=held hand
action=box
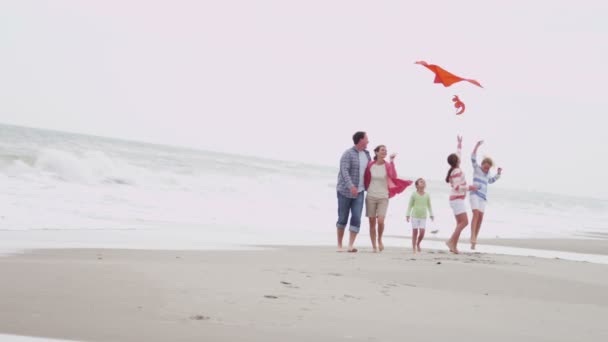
[406,216,410,222]
[497,167,503,175]
[476,140,484,148]
[389,153,396,161]
[469,185,478,192]
[457,135,463,145]
[350,186,358,196]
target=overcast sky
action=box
[1,0,607,198]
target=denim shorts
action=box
[336,191,365,233]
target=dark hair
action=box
[445,153,460,183]
[352,131,366,145]
[373,145,385,161]
[415,178,424,187]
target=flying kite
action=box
[415,61,483,88]
[452,95,465,115]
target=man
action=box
[336,131,371,252]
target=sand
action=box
[1,244,607,341]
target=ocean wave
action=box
[1,148,137,185]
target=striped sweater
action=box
[470,152,500,201]
[448,147,468,201]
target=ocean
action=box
[1,124,607,257]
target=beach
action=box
[1,241,607,342]
[1,126,608,341]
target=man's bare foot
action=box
[337,245,344,252]
[471,242,476,250]
[378,241,384,252]
[417,246,422,252]
[372,247,378,253]
[412,249,417,254]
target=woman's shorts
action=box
[366,196,389,217]
[449,199,467,215]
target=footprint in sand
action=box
[190,315,210,321]
[280,281,300,289]
[342,294,362,300]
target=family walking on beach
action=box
[335,131,502,254]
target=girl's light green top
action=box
[407,192,433,219]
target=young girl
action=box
[406,178,434,253]
[469,140,503,250]
[445,135,477,254]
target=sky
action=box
[1,0,607,198]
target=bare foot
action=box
[417,246,422,253]
[337,246,344,252]
[372,247,378,253]
[445,241,458,254]
[471,242,476,250]
[378,241,384,252]
[347,248,358,253]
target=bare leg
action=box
[446,213,469,254]
[412,229,418,253]
[471,210,480,250]
[417,228,425,252]
[377,216,385,252]
[337,228,345,250]
[348,231,358,252]
[369,217,378,252]
[474,212,484,246]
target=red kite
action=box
[452,95,465,115]
[415,61,483,88]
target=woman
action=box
[364,145,412,252]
